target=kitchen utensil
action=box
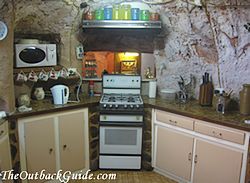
[199,72,213,106]
[50,85,69,105]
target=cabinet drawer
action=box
[156,110,194,130]
[195,121,245,145]
[0,121,8,139]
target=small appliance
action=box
[15,43,57,68]
[50,85,69,105]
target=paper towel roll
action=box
[149,81,157,98]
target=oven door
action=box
[100,126,142,155]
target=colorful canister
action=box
[84,11,94,20]
[131,8,140,20]
[150,12,160,21]
[104,6,112,20]
[112,4,120,20]
[95,8,104,20]
[122,4,131,20]
[140,10,149,21]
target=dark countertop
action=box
[8,96,250,131]
[144,97,250,131]
[8,97,100,119]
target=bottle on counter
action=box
[215,88,225,114]
[240,84,250,115]
[89,81,94,96]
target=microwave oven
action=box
[15,44,57,68]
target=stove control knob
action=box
[115,104,119,108]
[130,105,134,109]
[136,104,140,109]
[103,104,107,108]
[124,104,127,108]
[109,104,113,108]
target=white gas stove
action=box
[99,74,144,170]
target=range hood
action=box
[82,20,162,29]
[80,20,164,53]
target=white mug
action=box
[49,68,58,80]
[58,68,69,78]
[38,70,49,81]
[16,71,28,82]
[28,70,38,82]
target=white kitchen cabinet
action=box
[24,117,56,174]
[155,125,194,181]
[152,109,249,183]
[0,120,12,180]
[18,108,89,182]
[193,139,242,183]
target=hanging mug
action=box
[16,70,28,82]
[28,70,38,82]
[38,69,49,81]
[58,68,69,78]
[49,68,58,80]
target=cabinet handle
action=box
[63,144,67,150]
[49,148,53,154]
[0,130,4,136]
[194,155,198,164]
[188,152,192,161]
[169,120,177,125]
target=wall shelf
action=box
[82,20,162,29]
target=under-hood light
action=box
[124,52,139,57]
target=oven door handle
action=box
[99,121,144,127]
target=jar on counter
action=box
[240,84,250,115]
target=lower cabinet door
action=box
[193,139,243,183]
[0,136,12,171]
[155,125,194,181]
[58,110,86,172]
[24,117,56,174]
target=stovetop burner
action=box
[100,94,144,114]
[100,94,143,105]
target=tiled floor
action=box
[70,170,177,183]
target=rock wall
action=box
[0,1,15,113]
[153,0,250,99]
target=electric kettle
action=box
[50,85,69,105]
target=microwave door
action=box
[18,46,46,65]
